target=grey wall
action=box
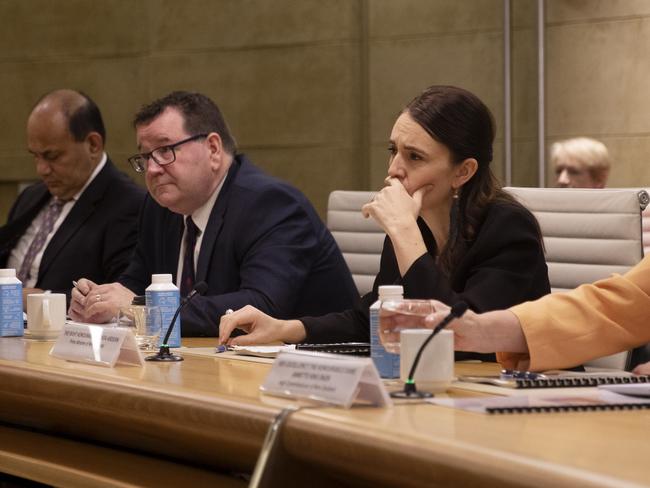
[1,0,650,223]
[545,1,650,186]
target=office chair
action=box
[506,187,649,370]
[327,191,384,296]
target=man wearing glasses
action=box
[0,89,145,307]
[69,91,358,336]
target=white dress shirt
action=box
[175,175,227,289]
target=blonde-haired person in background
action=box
[551,137,611,188]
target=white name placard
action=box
[261,350,392,408]
[50,323,144,368]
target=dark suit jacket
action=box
[119,154,358,336]
[0,159,145,298]
[302,200,551,359]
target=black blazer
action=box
[119,154,358,337]
[0,159,145,298]
[302,200,551,355]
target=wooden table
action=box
[0,337,649,487]
[281,383,650,487]
[0,337,276,486]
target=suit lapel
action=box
[195,158,241,284]
[196,205,224,284]
[38,160,115,279]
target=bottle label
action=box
[0,284,24,336]
[369,300,400,378]
[146,290,181,347]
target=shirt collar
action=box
[187,173,227,234]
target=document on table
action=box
[231,344,296,358]
[599,383,650,397]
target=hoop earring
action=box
[448,188,460,247]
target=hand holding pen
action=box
[72,280,85,295]
[215,309,234,353]
[69,278,133,323]
[69,279,94,319]
[71,279,95,301]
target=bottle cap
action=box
[151,273,173,284]
[378,285,403,299]
[0,268,17,279]
[131,295,146,305]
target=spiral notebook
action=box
[228,343,370,358]
[295,342,370,356]
[430,390,650,414]
[456,371,650,393]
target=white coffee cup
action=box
[400,329,454,393]
[27,293,66,338]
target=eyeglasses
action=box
[128,134,208,173]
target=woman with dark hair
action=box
[218,86,550,354]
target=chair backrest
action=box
[642,195,650,256]
[615,188,650,256]
[506,187,648,370]
[328,187,648,370]
[327,191,384,295]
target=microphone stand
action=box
[146,281,208,362]
[391,302,468,399]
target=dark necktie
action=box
[180,216,200,298]
[17,199,65,283]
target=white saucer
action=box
[24,329,61,340]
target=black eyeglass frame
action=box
[128,133,209,173]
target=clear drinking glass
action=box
[379,299,436,353]
[116,305,162,351]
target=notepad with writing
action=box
[430,390,650,414]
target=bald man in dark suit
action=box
[0,89,145,305]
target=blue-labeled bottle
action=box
[0,268,24,337]
[370,285,403,378]
[145,274,181,347]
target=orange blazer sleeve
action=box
[498,256,650,371]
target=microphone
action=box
[391,302,469,399]
[145,281,208,362]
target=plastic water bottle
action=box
[145,274,181,347]
[0,269,24,337]
[369,285,403,378]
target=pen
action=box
[215,309,235,353]
[72,280,92,300]
[72,280,87,296]
[500,369,548,380]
